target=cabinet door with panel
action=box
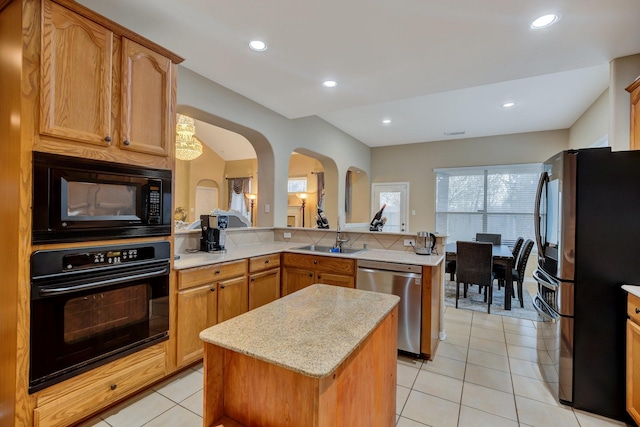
[282,267,316,296]
[176,284,217,366]
[218,276,249,323]
[249,269,281,310]
[627,293,640,424]
[120,38,172,157]
[41,0,113,146]
[315,271,354,288]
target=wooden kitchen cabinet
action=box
[217,275,249,323]
[176,260,247,367]
[33,344,166,427]
[627,292,640,424]
[627,76,640,151]
[176,283,218,366]
[249,254,281,310]
[38,0,180,168]
[281,253,355,296]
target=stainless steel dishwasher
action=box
[356,260,422,355]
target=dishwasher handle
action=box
[357,267,421,279]
[357,260,422,274]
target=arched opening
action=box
[345,166,370,227]
[175,106,274,227]
[287,149,338,229]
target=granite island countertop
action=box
[199,284,400,378]
[174,242,445,270]
[623,284,640,298]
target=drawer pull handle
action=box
[215,270,221,274]
[265,260,269,264]
[313,260,318,265]
[104,136,112,143]
[309,273,313,278]
[123,139,130,146]
[636,308,640,314]
[210,287,215,292]
[220,285,225,289]
[110,384,117,391]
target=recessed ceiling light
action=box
[322,80,337,88]
[530,14,559,29]
[249,40,267,51]
[382,118,392,125]
[502,102,516,108]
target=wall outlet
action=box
[264,203,270,213]
[283,232,292,239]
[404,239,415,247]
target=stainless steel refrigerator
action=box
[533,147,640,421]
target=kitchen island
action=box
[199,284,400,427]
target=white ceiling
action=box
[78,0,640,150]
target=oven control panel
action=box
[62,246,156,270]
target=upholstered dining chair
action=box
[495,236,524,290]
[455,241,495,313]
[495,238,534,307]
[476,233,502,245]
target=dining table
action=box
[445,242,515,310]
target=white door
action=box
[195,186,218,220]
[371,183,409,232]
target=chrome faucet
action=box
[334,225,350,252]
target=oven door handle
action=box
[38,266,168,297]
[533,268,558,292]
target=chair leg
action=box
[449,272,455,281]
[455,281,459,308]
[518,280,524,308]
[487,284,492,314]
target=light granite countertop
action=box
[623,284,640,298]
[174,243,445,270]
[199,284,400,378]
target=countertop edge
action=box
[199,284,401,378]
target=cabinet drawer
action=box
[34,346,166,427]
[178,260,247,290]
[249,253,280,273]
[282,253,355,275]
[629,293,640,324]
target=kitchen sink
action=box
[294,245,365,255]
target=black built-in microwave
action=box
[33,152,172,243]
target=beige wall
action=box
[371,130,570,233]
[569,88,609,149]
[609,54,640,151]
[175,144,226,223]
[346,169,370,223]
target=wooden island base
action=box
[203,305,398,427]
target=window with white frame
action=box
[287,177,307,193]
[435,163,542,245]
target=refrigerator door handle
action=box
[534,170,548,259]
[533,268,557,292]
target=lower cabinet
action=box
[176,260,248,367]
[281,253,355,296]
[248,253,281,310]
[249,268,281,310]
[176,283,218,366]
[33,344,166,427]
[627,293,640,424]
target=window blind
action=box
[435,163,542,245]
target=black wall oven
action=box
[29,241,170,393]
[33,152,172,244]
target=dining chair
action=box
[455,241,495,313]
[476,233,502,245]
[495,238,534,307]
[494,236,524,290]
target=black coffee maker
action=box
[200,214,228,253]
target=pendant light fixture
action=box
[175,114,203,161]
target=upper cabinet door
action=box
[120,39,172,157]
[40,0,113,145]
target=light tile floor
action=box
[79,307,628,427]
